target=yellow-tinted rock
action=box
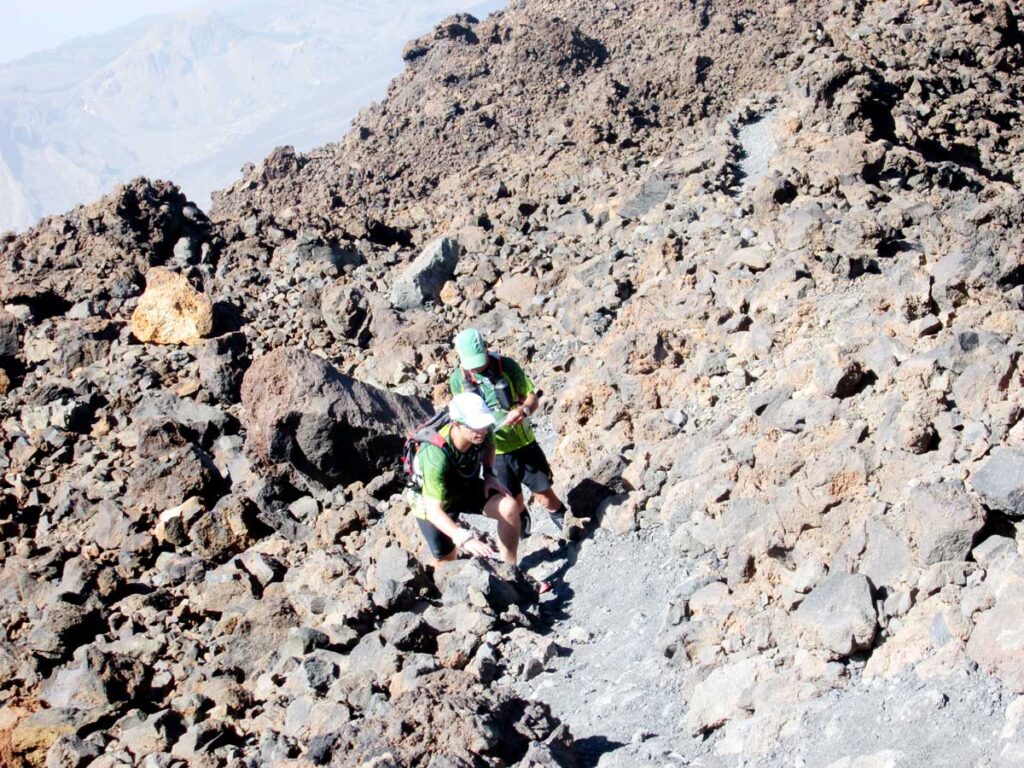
[131,267,213,345]
[0,368,9,395]
[7,707,78,767]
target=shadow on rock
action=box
[573,735,626,768]
[211,299,245,334]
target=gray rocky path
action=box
[518,527,692,767]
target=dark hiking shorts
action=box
[495,441,553,499]
[416,479,501,559]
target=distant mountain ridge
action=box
[0,0,504,233]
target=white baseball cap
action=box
[449,392,495,430]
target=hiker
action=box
[449,328,568,538]
[411,392,526,565]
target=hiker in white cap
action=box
[410,392,528,566]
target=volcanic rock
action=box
[198,331,250,404]
[905,481,986,566]
[0,311,22,362]
[795,574,878,659]
[130,267,214,345]
[240,346,432,486]
[972,447,1024,518]
[391,237,461,310]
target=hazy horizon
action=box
[3,1,218,64]
[0,0,506,232]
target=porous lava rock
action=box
[130,267,214,345]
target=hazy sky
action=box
[3,1,221,63]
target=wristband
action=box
[522,404,532,417]
[452,529,474,548]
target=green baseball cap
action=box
[455,328,488,370]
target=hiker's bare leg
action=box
[533,487,563,512]
[483,493,520,564]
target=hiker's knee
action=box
[498,495,520,523]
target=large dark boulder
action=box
[240,347,432,486]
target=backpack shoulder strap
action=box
[408,428,452,470]
[494,354,519,401]
[461,367,480,393]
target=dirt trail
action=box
[518,526,694,767]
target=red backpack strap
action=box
[428,433,446,448]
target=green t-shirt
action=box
[415,423,494,518]
[448,355,536,454]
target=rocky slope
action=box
[2,0,1024,766]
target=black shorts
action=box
[495,441,553,499]
[416,479,500,559]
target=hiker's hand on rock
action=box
[463,537,497,559]
[484,475,512,497]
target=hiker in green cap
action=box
[449,328,568,538]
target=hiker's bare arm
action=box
[504,392,539,427]
[423,498,497,557]
[423,498,464,540]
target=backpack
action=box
[400,409,454,490]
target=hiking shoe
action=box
[520,509,532,539]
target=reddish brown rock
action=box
[240,346,432,486]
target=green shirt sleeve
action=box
[502,357,534,399]
[449,369,463,396]
[418,444,449,504]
